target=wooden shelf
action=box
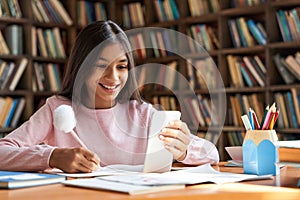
[220,5,266,16]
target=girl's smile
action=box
[98,83,121,94]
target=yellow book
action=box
[0,97,13,127]
[239,17,255,47]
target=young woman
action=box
[0,20,219,173]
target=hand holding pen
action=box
[50,105,100,173]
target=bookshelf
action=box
[1,0,300,160]
[0,0,75,136]
[112,0,300,160]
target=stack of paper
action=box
[63,163,272,195]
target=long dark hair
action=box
[59,20,141,105]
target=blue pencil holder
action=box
[243,130,279,176]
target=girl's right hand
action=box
[49,147,100,173]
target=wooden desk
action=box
[1,164,300,200]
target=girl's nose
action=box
[103,66,118,80]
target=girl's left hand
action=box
[159,120,191,161]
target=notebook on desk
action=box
[0,171,65,189]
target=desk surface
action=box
[1,164,300,200]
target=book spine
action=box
[247,19,266,45]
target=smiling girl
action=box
[0,21,219,173]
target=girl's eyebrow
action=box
[97,57,128,63]
[119,58,128,63]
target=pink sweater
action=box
[0,96,219,171]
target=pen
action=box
[69,130,88,149]
[53,105,100,169]
[269,112,276,130]
[274,108,280,125]
[249,108,254,130]
[260,104,269,128]
[262,103,276,130]
[251,109,260,130]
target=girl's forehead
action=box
[97,43,127,62]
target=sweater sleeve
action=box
[0,99,56,171]
[180,134,220,165]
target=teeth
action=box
[101,84,117,89]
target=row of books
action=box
[0,24,23,55]
[187,24,220,51]
[276,7,300,42]
[0,58,28,91]
[152,96,178,111]
[228,17,266,48]
[153,0,179,22]
[274,89,300,129]
[31,0,73,25]
[150,29,178,58]
[228,94,264,127]
[137,61,178,92]
[197,131,219,145]
[227,131,244,146]
[122,2,145,28]
[128,29,178,60]
[128,25,218,60]
[186,57,220,90]
[230,0,266,8]
[0,0,22,18]
[127,57,220,93]
[183,95,213,128]
[227,55,266,88]
[32,27,66,58]
[77,1,107,27]
[188,0,220,17]
[33,62,61,92]
[273,52,300,84]
[0,96,25,128]
[128,33,147,60]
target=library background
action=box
[0,0,299,161]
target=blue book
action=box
[0,171,66,189]
[43,0,62,24]
[247,19,266,45]
[291,9,300,38]
[169,0,179,19]
[85,1,95,24]
[236,18,248,47]
[3,98,19,128]
[287,91,298,128]
[240,64,253,87]
[52,63,61,90]
[162,30,173,56]
[277,10,292,42]
[156,0,166,21]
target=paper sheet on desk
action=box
[48,164,144,178]
[98,163,273,185]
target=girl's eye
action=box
[118,65,128,69]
